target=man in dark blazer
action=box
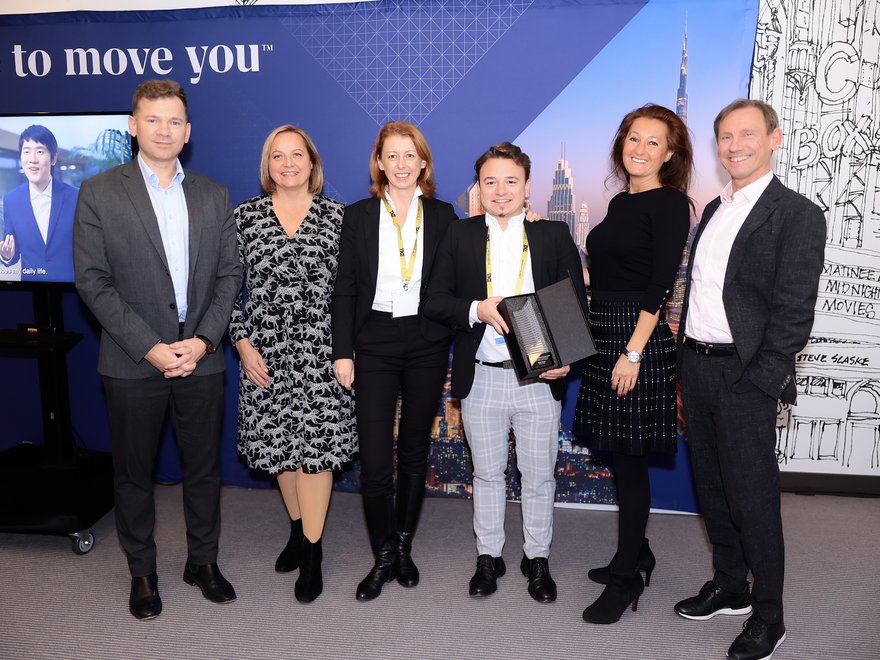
[0,125,78,281]
[424,142,587,603]
[674,99,825,660]
[74,80,241,620]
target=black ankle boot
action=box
[356,540,397,601]
[582,572,645,624]
[587,538,655,586]
[395,531,419,587]
[294,537,323,603]
[275,518,304,573]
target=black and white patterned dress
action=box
[230,193,356,474]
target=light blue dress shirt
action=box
[136,154,190,322]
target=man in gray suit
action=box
[674,99,825,660]
[74,79,241,620]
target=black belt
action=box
[475,358,514,369]
[683,336,736,357]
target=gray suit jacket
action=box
[73,159,241,379]
[678,176,826,404]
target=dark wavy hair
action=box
[608,103,694,197]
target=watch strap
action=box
[196,335,216,354]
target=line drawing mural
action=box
[752,0,880,475]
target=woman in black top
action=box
[574,104,693,624]
[332,122,457,601]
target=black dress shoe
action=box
[468,554,506,597]
[588,538,656,586]
[727,615,786,660]
[183,562,237,603]
[520,554,557,603]
[674,580,751,620]
[129,573,162,620]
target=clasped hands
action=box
[145,338,207,379]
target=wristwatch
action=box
[196,335,216,354]
[622,348,643,364]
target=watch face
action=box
[625,350,641,363]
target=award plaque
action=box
[497,275,596,381]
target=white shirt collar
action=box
[484,209,526,230]
[29,177,53,200]
[383,184,423,205]
[137,153,185,188]
[720,170,773,207]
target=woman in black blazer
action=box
[332,121,457,601]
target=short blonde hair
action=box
[259,125,324,195]
[368,121,436,198]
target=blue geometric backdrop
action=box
[0,0,758,512]
[284,1,532,125]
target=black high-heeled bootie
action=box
[582,572,645,624]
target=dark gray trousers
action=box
[680,347,784,624]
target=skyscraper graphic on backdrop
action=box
[575,201,590,266]
[546,146,577,234]
[669,14,691,322]
[676,13,688,123]
[467,181,483,217]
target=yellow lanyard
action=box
[382,196,423,291]
[485,224,529,297]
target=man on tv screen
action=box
[0,124,78,281]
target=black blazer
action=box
[423,215,587,401]
[678,176,826,404]
[331,195,458,360]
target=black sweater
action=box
[586,187,690,313]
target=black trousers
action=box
[354,312,448,497]
[103,372,224,577]
[680,347,784,623]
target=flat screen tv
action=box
[0,112,135,284]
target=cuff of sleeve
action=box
[640,284,673,314]
[468,300,480,327]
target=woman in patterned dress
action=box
[332,122,457,601]
[230,125,355,603]
[573,104,693,623]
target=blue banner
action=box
[0,0,759,511]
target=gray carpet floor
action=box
[1,486,878,659]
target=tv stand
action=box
[0,285,114,554]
